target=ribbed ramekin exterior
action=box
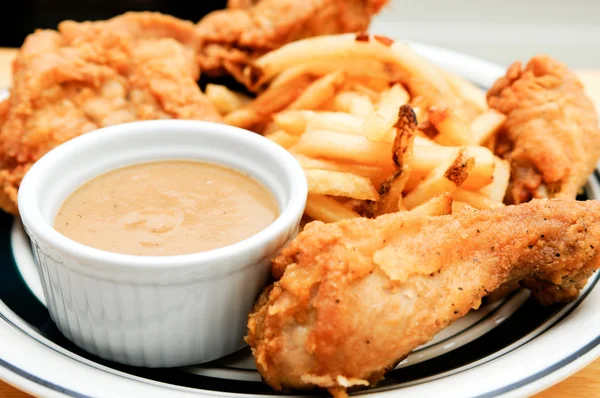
[28,231,287,367]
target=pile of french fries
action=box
[206,33,510,222]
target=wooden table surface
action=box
[0,48,599,397]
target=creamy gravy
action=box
[55,161,278,256]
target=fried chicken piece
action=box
[0,12,221,215]
[247,199,600,395]
[487,55,600,204]
[195,0,389,83]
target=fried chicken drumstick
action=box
[247,199,600,396]
[488,55,600,204]
[196,0,389,83]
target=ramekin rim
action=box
[17,120,307,270]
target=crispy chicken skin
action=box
[247,199,600,395]
[0,12,221,215]
[195,0,389,82]
[487,55,600,205]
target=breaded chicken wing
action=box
[195,0,389,83]
[247,199,600,396]
[487,55,600,204]
[0,12,221,215]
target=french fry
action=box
[262,121,280,135]
[305,194,360,223]
[291,130,393,167]
[412,106,424,124]
[238,33,518,221]
[404,170,426,192]
[305,112,363,135]
[452,201,479,214]
[288,71,346,110]
[361,83,410,141]
[347,75,393,92]
[270,60,405,89]
[249,33,455,100]
[305,169,379,200]
[453,188,505,210]
[293,154,393,188]
[205,84,250,115]
[225,74,315,128]
[440,69,488,112]
[428,107,476,146]
[348,83,380,102]
[369,105,417,216]
[273,110,315,135]
[270,65,313,89]
[403,149,474,209]
[265,130,299,149]
[331,91,374,117]
[470,109,506,144]
[381,82,410,104]
[410,192,453,216]
[414,135,437,146]
[223,109,260,130]
[461,164,495,190]
[411,144,495,189]
[248,33,396,87]
[480,157,511,202]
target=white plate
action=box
[0,42,598,398]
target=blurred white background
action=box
[371,0,600,68]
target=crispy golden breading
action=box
[247,199,600,395]
[487,55,600,204]
[0,12,222,215]
[195,0,389,83]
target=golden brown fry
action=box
[304,194,361,223]
[428,107,476,146]
[248,33,454,100]
[369,105,417,216]
[291,130,393,167]
[403,149,474,209]
[205,84,250,115]
[288,71,346,110]
[330,91,374,116]
[305,112,364,135]
[225,74,315,128]
[410,192,453,216]
[361,83,410,141]
[453,188,505,210]
[349,83,380,102]
[452,200,479,214]
[248,33,395,87]
[480,157,511,202]
[305,169,379,201]
[265,130,299,148]
[470,109,506,145]
[273,110,315,135]
[403,170,426,193]
[269,60,403,91]
[411,144,495,189]
[294,154,393,188]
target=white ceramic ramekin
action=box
[17,120,307,368]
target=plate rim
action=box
[0,41,598,397]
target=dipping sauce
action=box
[54,161,278,256]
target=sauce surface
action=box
[55,161,278,256]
